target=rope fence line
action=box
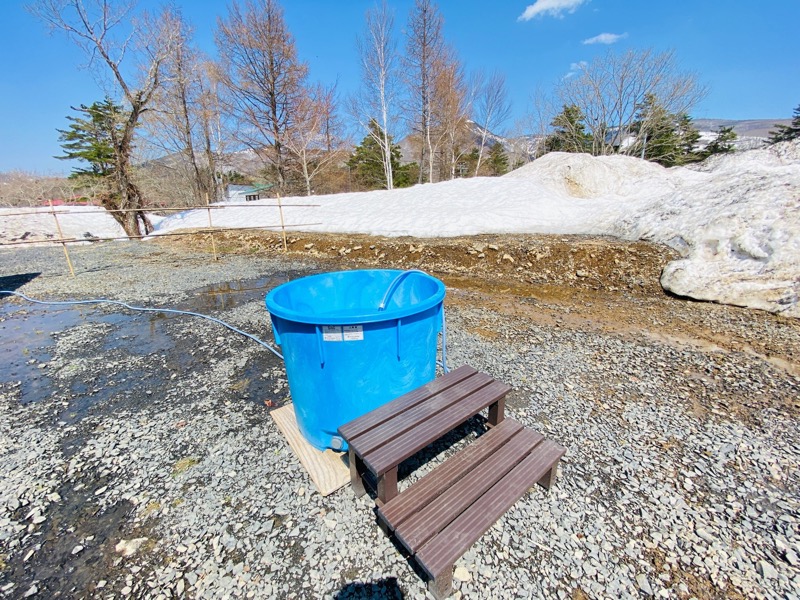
[1,201,321,277]
[0,224,324,246]
[0,203,319,217]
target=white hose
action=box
[0,290,284,360]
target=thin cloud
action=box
[563,60,588,79]
[583,32,628,45]
[518,0,588,21]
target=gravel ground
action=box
[0,240,798,600]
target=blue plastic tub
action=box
[266,269,445,451]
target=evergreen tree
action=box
[767,104,800,143]
[486,141,509,176]
[544,104,591,154]
[674,114,702,165]
[347,120,406,190]
[56,98,127,179]
[462,148,480,176]
[704,126,737,156]
[394,162,418,188]
[634,95,702,166]
[635,95,678,165]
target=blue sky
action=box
[1,0,798,174]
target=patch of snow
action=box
[504,152,674,198]
[0,206,125,245]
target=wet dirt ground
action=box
[201,230,800,380]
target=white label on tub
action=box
[322,325,343,342]
[343,325,364,341]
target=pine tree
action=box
[545,105,591,154]
[486,141,509,176]
[393,162,418,188]
[634,95,702,166]
[347,119,405,190]
[767,104,800,143]
[704,126,737,156]
[635,95,678,165]
[674,114,702,165]
[56,98,127,179]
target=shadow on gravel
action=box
[334,577,404,599]
[0,272,40,293]
[398,416,488,481]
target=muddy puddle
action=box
[0,273,304,417]
[186,274,295,312]
[5,488,135,598]
[0,305,176,406]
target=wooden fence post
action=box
[49,200,75,277]
[206,193,218,261]
[277,194,288,252]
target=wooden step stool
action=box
[339,366,566,599]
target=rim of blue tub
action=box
[265,269,445,326]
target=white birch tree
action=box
[352,1,401,190]
[472,70,512,175]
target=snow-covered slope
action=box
[643,143,800,316]
[4,142,797,318]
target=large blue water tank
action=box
[265,269,445,451]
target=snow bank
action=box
[154,142,799,316]
[642,143,800,317]
[504,152,674,199]
[512,145,800,317]
[0,206,125,245]
[4,142,797,318]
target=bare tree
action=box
[215,0,308,191]
[405,0,445,183]
[285,83,348,195]
[0,171,74,207]
[351,1,401,190]
[30,0,181,237]
[430,49,470,180]
[144,16,227,206]
[523,87,556,160]
[554,49,707,156]
[472,70,512,175]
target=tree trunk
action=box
[112,105,146,238]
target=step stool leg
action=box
[428,568,453,600]
[349,449,366,497]
[488,396,505,426]
[537,459,560,490]
[377,467,398,504]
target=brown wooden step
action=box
[340,366,510,504]
[339,365,478,442]
[378,418,566,599]
[363,379,510,477]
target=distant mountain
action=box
[693,118,791,151]
[140,147,263,175]
[693,118,790,139]
[398,121,543,166]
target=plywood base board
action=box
[270,404,349,496]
